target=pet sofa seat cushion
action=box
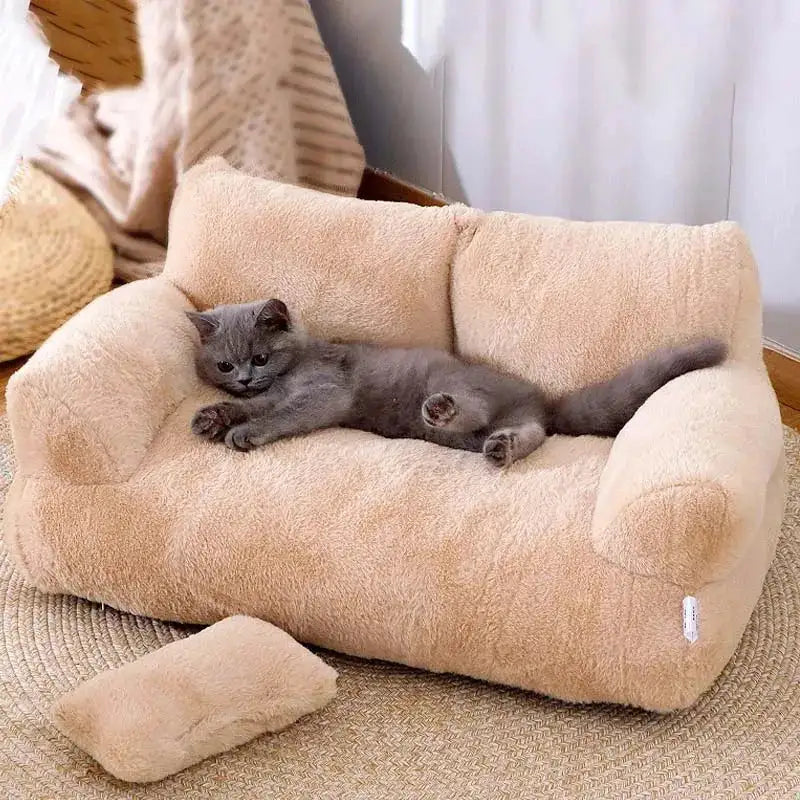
[3,159,785,712]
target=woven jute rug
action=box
[0,416,798,799]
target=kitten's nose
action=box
[238,378,252,387]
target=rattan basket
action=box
[0,164,112,362]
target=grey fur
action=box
[187,300,727,467]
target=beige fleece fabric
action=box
[3,159,785,712]
[51,616,337,783]
[34,0,364,282]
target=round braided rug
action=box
[0,164,113,362]
[0,416,798,799]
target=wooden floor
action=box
[764,349,800,431]
[2,349,800,430]
[0,359,25,415]
[780,403,800,430]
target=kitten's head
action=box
[186,298,302,396]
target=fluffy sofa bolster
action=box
[593,365,784,585]
[51,616,337,783]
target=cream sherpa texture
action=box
[3,158,786,712]
[51,616,337,783]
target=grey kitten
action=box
[187,299,726,467]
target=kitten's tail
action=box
[547,338,727,437]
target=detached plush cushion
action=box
[4,159,785,712]
[52,616,337,783]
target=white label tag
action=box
[683,596,699,643]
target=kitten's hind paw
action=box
[224,425,261,452]
[483,430,517,468]
[191,402,245,442]
[422,392,458,428]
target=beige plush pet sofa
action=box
[4,159,785,712]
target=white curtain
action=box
[444,0,740,220]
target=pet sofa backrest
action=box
[164,159,457,351]
[450,213,764,395]
[165,159,764,396]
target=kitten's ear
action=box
[185,310,220,342]
[255,299,291,332]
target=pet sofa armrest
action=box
[6,278,198,483]
[591,363,784,587]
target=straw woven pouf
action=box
[0,164,112,362]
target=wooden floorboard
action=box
[764,348,800,414]
[0,358,25,415]
[358,167,448,206]
[780,403,800,431]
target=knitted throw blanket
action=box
[34,0,365,282]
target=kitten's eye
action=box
[216,361,234,373]
[252,353,269,367]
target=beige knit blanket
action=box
[34,0,365,282]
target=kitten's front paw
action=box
[191,402,244,441]
[422,392,458,428]
[224,425,261,452]
[483,430,516,468]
